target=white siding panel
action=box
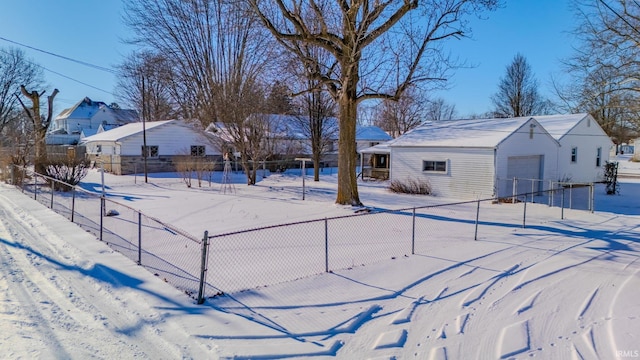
[119,123,220,156]
[391,147,495,199]
[495,119,559,184]
[556,118,613,182]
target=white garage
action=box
[388,117,559,200]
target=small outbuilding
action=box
[534,113,613,183]
[81,120,221,175]
[388,117,560,200]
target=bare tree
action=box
[557,0,640,144]
[491,53,549,118]
[374,87,433,138]
[0,47,44,133]
[426,98,458,121]
[249,0,497,205]
[124,0,281,184]
[16,85,58,174]
[116,51,177,121]
[292,88,337,181]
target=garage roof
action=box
[389,116,544,148]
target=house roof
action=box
[532,113,590,141]
[389,116,545,148]
[207,114,392,142]
[359,142,391,154]
[55,97,138,122]
[81,120,174,143]
[356,126,393,141]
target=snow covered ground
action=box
[1,156,639,359]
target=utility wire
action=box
[0,47,114,96]
[0,35,118,74]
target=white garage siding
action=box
[390,147,495,199]
[505,155,543,197]
[118,123,219,156]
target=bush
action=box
[44,157,90,191]
[388,177,432,195]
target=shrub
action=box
[44,157,90,191]
[388,177,432,195]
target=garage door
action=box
[506,155,543,196]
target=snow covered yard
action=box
[1,159,639,359]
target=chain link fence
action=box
[6,165,598,304]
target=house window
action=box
[596,147,602,167]
[96,144,102,153]
[191,145,205,157]
[423,160,447,172]
[142,145,159,158]
[571,147,578,163]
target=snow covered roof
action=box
[359,142,391,154]
[356,126,392,141]
[81,120,174,142]
[389,116,541,148]
[531,113,590,141]
[56,97,138,122]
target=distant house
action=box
[534,113,613,183]
[206,114,392,166]
[81,120,221,175]
[46,97,138,145]
[386,117,560,199]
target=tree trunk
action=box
[313,152,321,182]
[336,91,361,206]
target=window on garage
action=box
[596,147,602,167]
[423,160,447,172]
[191,145,205,156]
[142,145,159,158]
[571,147,578,163]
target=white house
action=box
[46,97,138,145]
[387,117,560,200]
[82,120,221,175]
[534,113,613,183]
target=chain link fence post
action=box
[99,197,104,241]
[522,197,527,228]
[34,172,38,200]
[411,208,416,255]
[324,218,329,272]
[561,187,565,220]
[474,200,480,240]
[197,231,209,305]
[137,211,142,265]
[71,187,76,223]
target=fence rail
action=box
[6,165,597,304]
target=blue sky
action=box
[0,0,576,117]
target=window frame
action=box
[571,147,578,163]
[142,145,159,158]
[191,145,206,157]
[596,147,602,167]
[422,160,447,173]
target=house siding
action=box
[118,124,219,156]
[391,147,495,199]
[495,120,559,186]
[555,118,613,183]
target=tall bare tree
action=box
[116,51,177,121]
[557,0,640,145]
[0,47,44,133]
[124,0,281,184]
[426,98,458,121]
[16,85,58,174]
[491,53,549,118]
[249,0,497,205]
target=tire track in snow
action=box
[0,193,201,359]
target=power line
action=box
[0,36,117,74]
[0,47,114,96]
